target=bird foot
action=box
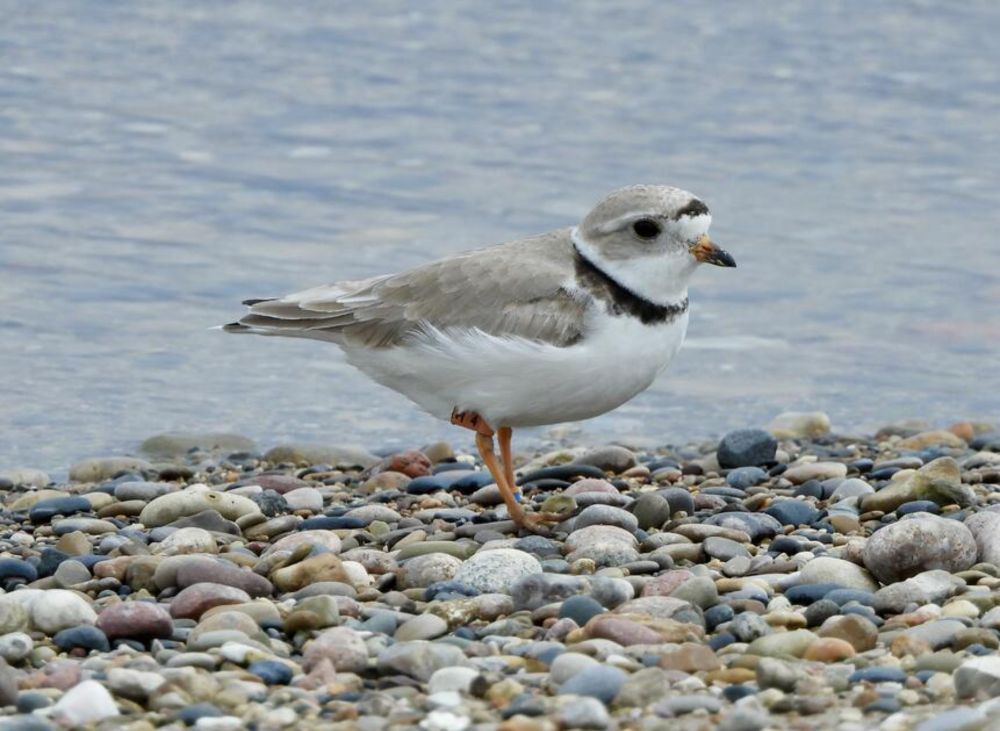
[450,409,495,437]
[517,511,565,536]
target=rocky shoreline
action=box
[1,413,1000,730]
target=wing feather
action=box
[231,229,587,348]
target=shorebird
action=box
[225,185,735,531]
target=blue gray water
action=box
[2,2,999,474]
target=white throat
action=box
[571,227,696,305]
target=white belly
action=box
[343,310,689,428]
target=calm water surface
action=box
[2,2,999,474]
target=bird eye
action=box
[631,218,661,239]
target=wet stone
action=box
[29,496,92,523]
[718,429,778,468]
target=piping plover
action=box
[225,184,735,531]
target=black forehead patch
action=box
[674,199,709,219]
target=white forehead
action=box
[668,212,712,242]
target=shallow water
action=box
[2,2,999,474]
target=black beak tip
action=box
[713,249,737,268]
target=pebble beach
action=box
[2,413,1000,730]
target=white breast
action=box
[343,308,690,429]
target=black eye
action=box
[632,218,661,239]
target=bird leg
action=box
[452,410,559,533]
[497,426,522,503]
[474,431,530,527]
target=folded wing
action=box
[225,230,587,349]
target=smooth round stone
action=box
[785,583,843,605]
[574,491,631,508]
[263,529,342,557]
[158,527,217,555]
[803,637,856,662]
[848,667,907,683]
[572,446,637,473]
[51,679,119,725]
[513,535,560,557]
[29,496,92,523]
[279,487,323,512]
[799,557,879,592]
[0,599,29,634]
[139,487,261,527]
[793,480,825,499]
[730,612,772,643]
[631,494,673,530]
[97,600,174,642]
[377,640,468,681]
[518,465,606,485]
[447,471,495,494]
[588,576,634,608]
[343,504,402,524]
[395,613,448,641]
[560,595,605,626]
[453,548,542,594]
[655,695,723,717]
[558,665,627,704]
[550,653,600,685]
[175,702,224,726]
[0,559,37,583]
[428,666,480,695]
[169,583,251,620]
[702,486,748,500]
[704,604,734,631]
[704,513,782,542]
[783,462,848,484]
[717,430,777,469]
[53,560,90,588]
[17,692,52,714]
[897,500,941,516]
[53,517,118,535]
[251,489,289,517]
[726,466,768,490]
[303,627,369,673]
[556,696,611,728]
[574,504,638,533]
[0,632,33,663]
[764,500,821,526]
[803,599,840,627]
[818,614,878,652]
[658,488,695,517]
[746,629,818,658]
[916,708,988,731]
[248,660,293,685]
[863,513,977,584]
[398,553,463,590]
[174,557,273,597]
[53,625,109,652]
[31,590,98,634]
[511,574,590,611]
[704,536,750,561]
[830,478,875,501]
[954,657,1000,698]
[113,481,172,501]
[299,516,366,530]
[825,589,874,607]
[566,525,636,550]
[425,580,480,601]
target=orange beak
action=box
[691,234,736,267]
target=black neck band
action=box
[572,245,689,325]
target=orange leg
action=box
[497,426,521,502]
[452,410,559,533]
